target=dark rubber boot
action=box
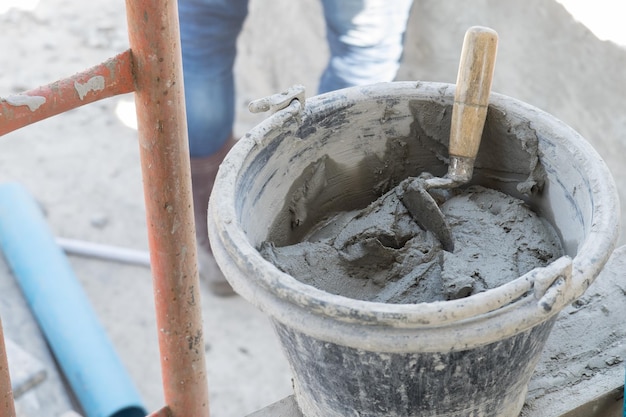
[190,136,237,296]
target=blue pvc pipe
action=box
[0,182,146,417]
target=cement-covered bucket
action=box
[208,82,619,417]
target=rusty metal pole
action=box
[0,51,134,136]
[124,1,210,416]
[0,318,16,417]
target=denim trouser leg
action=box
[179,0,412,157]
[178,0,248,157]
[318,0,414,93]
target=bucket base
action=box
[274,319,553,417]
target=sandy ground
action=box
[0,0,625,416]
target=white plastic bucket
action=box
[208,82,619,416]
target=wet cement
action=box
[261,182,563,304]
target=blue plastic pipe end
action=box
[0,182,147,417]
[111,407,148,417]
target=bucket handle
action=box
[266,254,574,328]
[533,255,573,312]
[416,255,574,325]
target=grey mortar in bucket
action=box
[208,81,620,417]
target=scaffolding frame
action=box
[0,0,209,416]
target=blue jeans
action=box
[179,0,414,157]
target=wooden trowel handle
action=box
[448,26,498,183]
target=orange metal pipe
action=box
[125,1,210,416]
[0,50,134,137]
[0,318,16,417]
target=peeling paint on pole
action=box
[4,95,46,111]
[0,51,134,137]
[74,76,106,100]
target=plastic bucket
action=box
[208,82,619,416]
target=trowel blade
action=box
[397,179,455,252]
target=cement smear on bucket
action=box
[261,183,563,303]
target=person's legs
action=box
[179,0,248,295]
[179,0,248,157]
[318,0,414,93]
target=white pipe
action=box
[55,237,151,267]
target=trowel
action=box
[398,26,498,252]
